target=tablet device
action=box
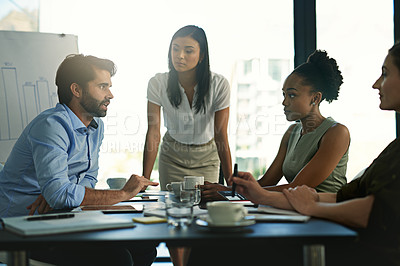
[79,205,143,213]
[218,191,247,201]
[123,196,158,202]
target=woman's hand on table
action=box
[282,185,319,216]
[232,172,267,204]
[201,181,230,201]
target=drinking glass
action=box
[165,192,193,228]
[180,181,201,204]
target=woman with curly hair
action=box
[203,50,350,200]
[232,43,400,266]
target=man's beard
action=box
[80,92,108,117]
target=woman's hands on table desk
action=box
[233,172,269,203]
[201,181,229,201]
[233,172,295,210]
[201,172,278,203]
[283,185,319,216]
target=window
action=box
[317,0,394,179]
[268,59,290,82]
[243,60,253,75]
[0,0,39,32]
[35,0,294,186]
[3,1,395,186]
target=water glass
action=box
[165,192,193,228]
[180,188,196,203]
[180,181,201,205]
[166,201,194,228]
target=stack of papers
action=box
[1,211,135,236]
[72,204,142,213]
[252,205,310,222]
[144,205,207,218]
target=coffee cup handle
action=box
[166,184,172,191]
[240,208,248,220]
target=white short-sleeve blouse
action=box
[147,72,230,145]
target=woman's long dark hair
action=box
[167,25,210,114]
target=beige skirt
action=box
[158,132,220,190]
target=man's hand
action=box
[282,185,319,215]
[201,181,230,201]
[26,194,52,215]
[122,174,158,199]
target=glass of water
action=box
[165,192,193,228]
[180,181,201,205]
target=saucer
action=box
[196,215,255,231]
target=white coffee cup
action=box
[166,182,183,195]
[184,176,204,189]
[207,201,247,225]
[106,177,127,189]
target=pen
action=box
[26,213,75,221]
[231,163,238,197]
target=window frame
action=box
[294,0,398,137]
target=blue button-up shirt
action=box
[0,103,103,217]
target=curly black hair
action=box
[292,50,343,103]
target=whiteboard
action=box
[0,31,78,163]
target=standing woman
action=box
[143,25,232,191]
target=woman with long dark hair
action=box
[142,25,232,191]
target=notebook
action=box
[257,205,305,216]
[144,205,208,218]
[254,205,310,222]
[1,211,135,236]
[75,204,142,213]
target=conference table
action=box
[0,201,357,266]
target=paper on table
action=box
[253,213,310,222]
[72,202,143,213]
[254,205,310,222]
[257,205,304,216]
[1,211,135,236]
[144,205,207,218]
[141,191,168,197]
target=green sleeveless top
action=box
[282,117,348,193]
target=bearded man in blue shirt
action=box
[0,54,159,266]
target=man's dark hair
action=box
[56,54,116,104]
